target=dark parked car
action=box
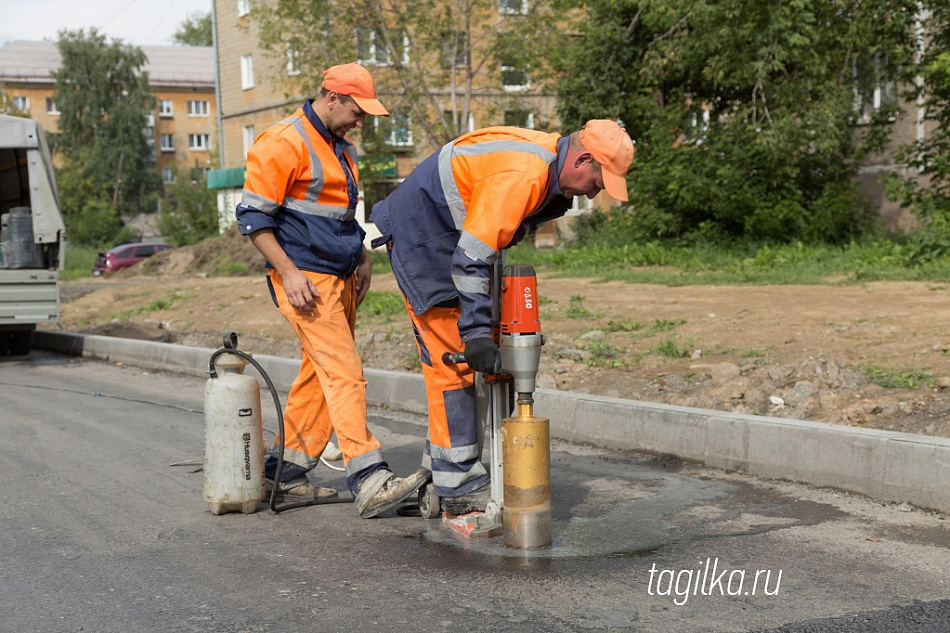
[92,242,172,275]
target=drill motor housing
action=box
[499,264,544,398]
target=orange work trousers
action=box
[402,299,490,498]
[267,269,385,494]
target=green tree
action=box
[173,11,213,47]
[557,0,919,245]
[255,1,573,148]
[52,28,161,245]
[255,1,574,214]
[885,3,950,260]
[157,166,220,246]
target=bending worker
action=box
[371,119,634,513]
[236,62,428,518]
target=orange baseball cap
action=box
[322,62,390,117]
[578,119,634,201]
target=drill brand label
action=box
[242,432,252,480]
[523,284,534,310]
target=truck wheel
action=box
[8,330,32,356]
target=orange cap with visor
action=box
[578,119,634,201]
[322,62,390,117]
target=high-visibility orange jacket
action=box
[372,127,572,341]
[236,100,365,277]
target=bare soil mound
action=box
[54,233,950,440]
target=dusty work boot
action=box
[355,468,430,519]
[265,475,338,500]
[441,484,491,515]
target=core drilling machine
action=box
[422,257,552,549]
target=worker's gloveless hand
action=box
[464,337,502,373]
[282,269,319,312]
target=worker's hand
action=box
[354,248,373,308]
[464,337,502,373]
[282,269,319,312]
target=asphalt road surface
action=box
[2,351,949,632]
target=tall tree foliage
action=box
[886,3,950,258]
[52,29,160,246]
[557,0,919,244]
[173,11,214,47]
[158,166,220,246]
[255,0,572,149]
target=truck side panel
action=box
[0,270,59,326]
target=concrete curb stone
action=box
[33,329,950,514]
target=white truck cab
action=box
[0,114,66,355]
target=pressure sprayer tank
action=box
[203,352,266,515]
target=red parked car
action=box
[92,242,172,275]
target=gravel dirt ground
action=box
[49,228,950,440]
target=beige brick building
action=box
[208,0,590,244]
[0,40,217,186]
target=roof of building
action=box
[0,40,214,88]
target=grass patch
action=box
[359,290,405,318]
[508,239,950,285]
[651,338,687,358]
[61,244,99,280]
[138,291,191,313]
[566,295,597,319]
[586,340,630,368]
[645,318,687,337]
[738,346,773,358]
[215,261,249,275]
[862,366,935,389]
[606,319,643,333]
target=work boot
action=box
[265,475,338,500]
[355,468,430,519]
[441,484,491,515]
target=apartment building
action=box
[209,0,589,244]
[0,40,217,187]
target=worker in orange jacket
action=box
[372,120,634,512]
[236,62,428,518]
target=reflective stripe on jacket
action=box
[372,127,572,341]
[236,100,366,277]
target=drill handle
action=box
[442,352,467,365]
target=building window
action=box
[160,134,174,152]
[158,100,173,117]
[366,114,413,150]
[162,167,175,183]
[286,49,301,76]
[501,64,529,92]
[237,0,250,17]
[504,110,534,129]
[242,125,255,160]
[440,32,467,68]
[12,96,29,113]
[499,0,528,15]
[853,55,897,124]
[45,98,60,115]
[189,134,211,151]
[187,100,210,117]
[385,113,412,148]
[241,54,255,90]
[356,28,408,67]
